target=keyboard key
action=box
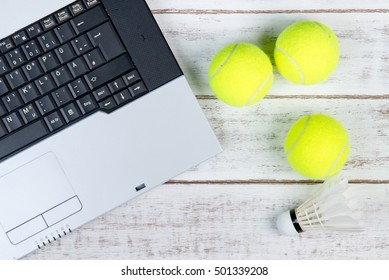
[51,66,72,86]
[84,0,100,9]
[108,78,125,93]
[129,82,147,97]
[41,15,57,31]
[44,111,64,131]
[36,95,55,115]
[55,43,76,64]
[0,103,6,117]
[23,60,43,81]
[88,22,126,61]
[54,22,76,44]
[26,23,44,38]
[0,38,15,53]
[84,54,133,90]
[0,1,150,161]
[99,97,117,111]
[19,84,40,103]
[71,35,92,55]
[19,104,39,123]
[71,5,108,34]
[35,75,56,95]
[5,48,26,69]
[61,102,81,123]
[68,57,88,77]
[77,94,97,114]
[38,52,59,72]
[84,48,105,69]
[0,78,9,95]
[0,120,48,161]
[55,8,72,23]
[38,31,59,52]
[123,70,141,86]
[3,112,23,132]
[6,69,26,89]
[0,57,9,75]
[12,31,29,46]
[52,86,73,106]
[70,1,86,16]
[2,92,23,112]
[0,124,6,138]
[83,0,100,8]
[92,85,110,101]
[69,78,88,98]
[22,40,42,60]
[114,89,132,105]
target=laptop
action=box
[0,0,221,259]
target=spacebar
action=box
[0,120,49,161]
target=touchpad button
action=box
[0,152,82,244]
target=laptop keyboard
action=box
[0,0,148,162]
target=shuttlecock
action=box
[277,175,364,235]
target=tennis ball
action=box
[208,43,273,107]
[275,20,340,85]
[284,114,350,179]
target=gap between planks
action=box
[196,95,389,100]
[151,9,389,15]
[166,179,389,185]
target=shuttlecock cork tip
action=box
[276,210,302,236]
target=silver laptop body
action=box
[0,0,221,259]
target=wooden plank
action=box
[171,98,389,182]
[25,183,389,260]
[147,0,389,11]
[152,13,389,96]
[18,0,389,262]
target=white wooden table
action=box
[27,0,389,260]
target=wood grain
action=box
[147,0,389,11]
[25,1,389,260]
[171,98,389,182]
[25,183,389,260]
[152,13,389,96]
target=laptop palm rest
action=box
[0,152,82,245]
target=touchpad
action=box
[0,152,82,244]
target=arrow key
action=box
[114,89,132,105]
[108,78,125,94]
[99,97,117,112]
[129,82,147,98]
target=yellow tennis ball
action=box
[284,114,350,179]
[208,43,273,107]
[275,21,340,85]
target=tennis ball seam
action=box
[244,71,273,106]
[324,140,349,178]
[286,116,311,155]
[287,116,349,178]
[275,47,305,84]
[209,43,274,107]
[209,43,239,79]
[313,22,338,53]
